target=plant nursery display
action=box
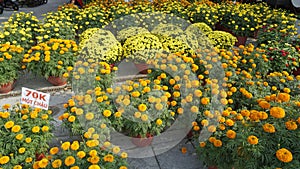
[0,44,24,90]
[0,104,54,168]
[0,0,300,169]
[22,39,78,85]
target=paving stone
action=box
[156,139,204,169]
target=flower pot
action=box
[252,29,259,39]
[47,76,67,86]
[131,134,153,147]
[36,153,46,161]
[208,166,235,169]
[134,63,149,74]
[0,81,16,94]
[293,67,300,76]
[235,36,247,46]
[208,166,218,169]
[214,22,233,34]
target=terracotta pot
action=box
[253,29,259,39]
[214,22,233,34]
[235,36,247,46]
[36,153,46,161]
[134,63,149,74]
[293,67,300,76]
[131,134,153,147]
[208,166,218,169]
[0,81,15,94]
[47,76,67,86]
[208,166,235,169]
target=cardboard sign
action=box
[20,87,50,110]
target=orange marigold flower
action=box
[285,120,298,130]
[258,100,270,109]
[263,123,276,133]
[247,135,259,145]
[226,130,236,139]
[277,93,290,102]
[213,139,222,147]
[270,107,285,119]
[276,148,293,163]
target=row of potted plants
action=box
[0,103,129,168]
[0,0,300,169]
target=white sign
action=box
[21,87,50,110]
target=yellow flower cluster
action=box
[79,29,123,64]
[123,33,163,63]
[41,140,128,168]
[0,104,53,168]
[23,39,78,78]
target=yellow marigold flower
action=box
[138,104,147,112]
[247,135,259,145]
[89,149,97,157]
[173,91,180,98]
[52,159,62,168]
[25,137,32,143]
[155,103,163,110]
[270,106,285,119]
[15,134,23,140]
[89,156,100,164]
[122,98,130,106]
[141,114,148,121]
[121,152,128,159]
[77,151,86,159]
[190,106,199,113]
[13,165,22,169]
[226,130,236,139]
[32,126,40,133]
[2,104,10,109]
[0,156,10,164]
[225,119,234,126]
[4,121,14,128]
[113,146,120,154]
[201,119,209,126]
[276,148,293,163]
[208,125,216,132]
[61,142,70,150]
[25,157,32,163]
[177,107,184,114]
[65,156,76,166]
[103,110,112,117]
[103,154,114,162]
[85,112,94,120]
[18,147,26,154]
[263,123,275,133]
[201,97,210,105]
[156,119,163,126]
[89,165,101,169]
[38,158,48,168]
[12,125,21,132]
[50,147,59,155]
[71,141,79,151]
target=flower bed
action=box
[0,0,300,169]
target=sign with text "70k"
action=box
[20,87,50,110]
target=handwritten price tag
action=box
[21,87,50,110]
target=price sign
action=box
[20,87,50,110]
